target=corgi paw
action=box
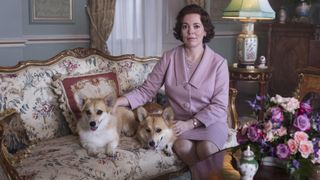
[163,149,173,156]
[87,149,99,157]
[163,145,173,156]
[105,148,116,157]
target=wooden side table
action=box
[229,66,273,120]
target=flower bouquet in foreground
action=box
[235,94,320,179]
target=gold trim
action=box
[0,48,160,72]
[293,73,304,100]
[0,109,21,180]
[229,88,238,129]
[0,109,17,121]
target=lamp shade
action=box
[223,0,275,20]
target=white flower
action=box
[270,94,285,104]
[271,95,299,113]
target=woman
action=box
[115,4,229,178]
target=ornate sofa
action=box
[0,48,239,180]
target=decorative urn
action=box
[239,146,259,180]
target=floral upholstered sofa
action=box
[0,48,239,180]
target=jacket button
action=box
[184,84,189,90]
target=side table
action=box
[229,66,273,120]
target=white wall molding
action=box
[0,34,90,47]
[0,38,26,47]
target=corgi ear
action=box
[103,94,116,107]
[136,106,147,122]
[79,98,90,112]
[162,107,174,121]
[74,93,89,111]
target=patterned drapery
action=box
[87,0,116,54]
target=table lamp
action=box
[222,0,275,67]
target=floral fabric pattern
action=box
[0,54,157,142]
[14,135,185,180]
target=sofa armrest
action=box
[0,109,28,180]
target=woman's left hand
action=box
[173,119,194,136]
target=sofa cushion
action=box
[52,72,120,134]
[13,135,185,180]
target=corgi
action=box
[136,103,176,156]
[76,94,137,157]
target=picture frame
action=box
[29,0,74,23]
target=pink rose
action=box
[276,126,287,137]
[294,131,309,144]
[263,131,274,142]
[264,121,272,132]
[287,139,298,154]
[299,141,314,158]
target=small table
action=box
[191,148,289,180]
[229,66,273,120]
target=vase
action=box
[295,1,311,17]
[239,146,259,180]
[278,6,287,24]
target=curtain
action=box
[107,0,162,57]
[87,0,116,54]
[186,0,204,8]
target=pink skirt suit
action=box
[124,44,229,150]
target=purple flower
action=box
[298,102,312,115]
[246,99,261,112]
[292,159,300,169]
[247,125,261,142]
[313,138,320,158]
[276,144,290,159]
[269,107,284,122]
[312,113,320,131]
[294,114,311,131]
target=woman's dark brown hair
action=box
[173,4,215,43]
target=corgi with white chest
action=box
[136,103,176,156]
[76,94,137,157]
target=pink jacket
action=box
[125,44,229,149]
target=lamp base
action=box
[236,22,258,66]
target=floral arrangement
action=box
[235,94,320,179]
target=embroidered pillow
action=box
[52,72,119,134]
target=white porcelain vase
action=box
[239,146,259,180]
